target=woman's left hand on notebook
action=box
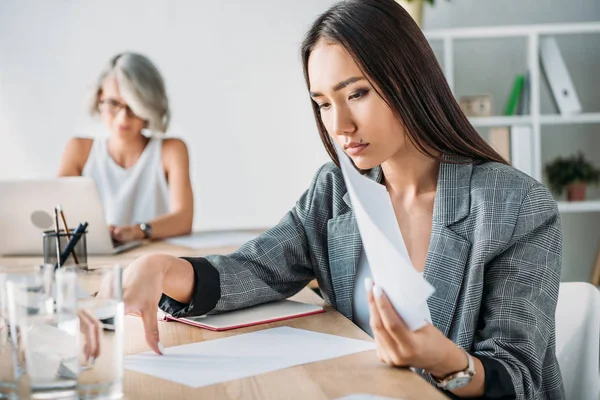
[366,280,466,377]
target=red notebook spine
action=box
[163,308,325,332]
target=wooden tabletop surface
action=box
[0,240,446,400]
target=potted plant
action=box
[396,0,448,28]
[544,152,600,201]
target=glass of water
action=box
[75,265,123,400]
[6,266,79,400]
[0,268,18,400]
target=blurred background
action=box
[0,0,599,282]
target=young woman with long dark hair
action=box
[102,1,563,398]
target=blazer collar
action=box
[433,160,472,227]
[341,166,383,208]
[342,161,472,227]
[332,160,473,326]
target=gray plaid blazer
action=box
[199,161,564,399]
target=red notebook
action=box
[163,300,325,331]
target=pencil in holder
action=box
[43,229,88,269]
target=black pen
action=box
[53,205,63,266]
[55,222,88,270]
[57,204,80,265]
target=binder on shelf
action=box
[539,37,582,115]
[510,125,533,177]
[504,74,525,116]
[517,70,530,116]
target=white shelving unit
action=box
[558,200,600,213]
[424,22,600,213]
[540,112,600,125]
[468,115,532,128]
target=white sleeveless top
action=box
[82,137,170,226]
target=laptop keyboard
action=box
[111,238,125,248]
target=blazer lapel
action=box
[326,167,383,320]
[424,161,473,337]
[327,208,361,320]
[325,161,473,336]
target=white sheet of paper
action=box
[164,231,259,249]
[335,145,435,330]
[124,327,375,388]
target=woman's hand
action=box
[111,225,144,243]
[79,309,102,365]
[97,255,168,355]
[96,254,195,355]
[366,278,467,378]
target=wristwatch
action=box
[138,222,152,239]
[431,348,475,391]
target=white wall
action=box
[0,0,335,231]
[3,0,599,280]
[424,0,600,282]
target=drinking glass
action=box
[75,265,124,399]
[6,266,78,399]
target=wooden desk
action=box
[0,242,446,400]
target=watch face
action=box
[445,376,472,390]
[140,223,152,238]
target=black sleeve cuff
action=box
[478,355,516,399]
[438,355,516,400]
[158,257,221,318]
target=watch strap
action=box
[431,348,475,390]
[138,222,152,239]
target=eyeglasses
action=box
[98,99,136,117]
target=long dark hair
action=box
[301,0,508,166]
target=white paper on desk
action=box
[125,326,375,388]
[164,230,259,249]
[335,145,435,330]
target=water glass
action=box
[6,267,79,399]
[75,265,123,400]
[0,269,18,400]
[1,265,56,399]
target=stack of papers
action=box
[125,327,375,388]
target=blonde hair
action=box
[88,53,170,133]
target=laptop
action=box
[0,177,143,255]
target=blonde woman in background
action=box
[58,53,193,242]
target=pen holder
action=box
[43,229,88,269]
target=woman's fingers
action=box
[111,227,122,241]
[111,255,168,354]
[78,309,102,363]
[373,286,412,348]
[141,307,163,355]
[367,283,406,366]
